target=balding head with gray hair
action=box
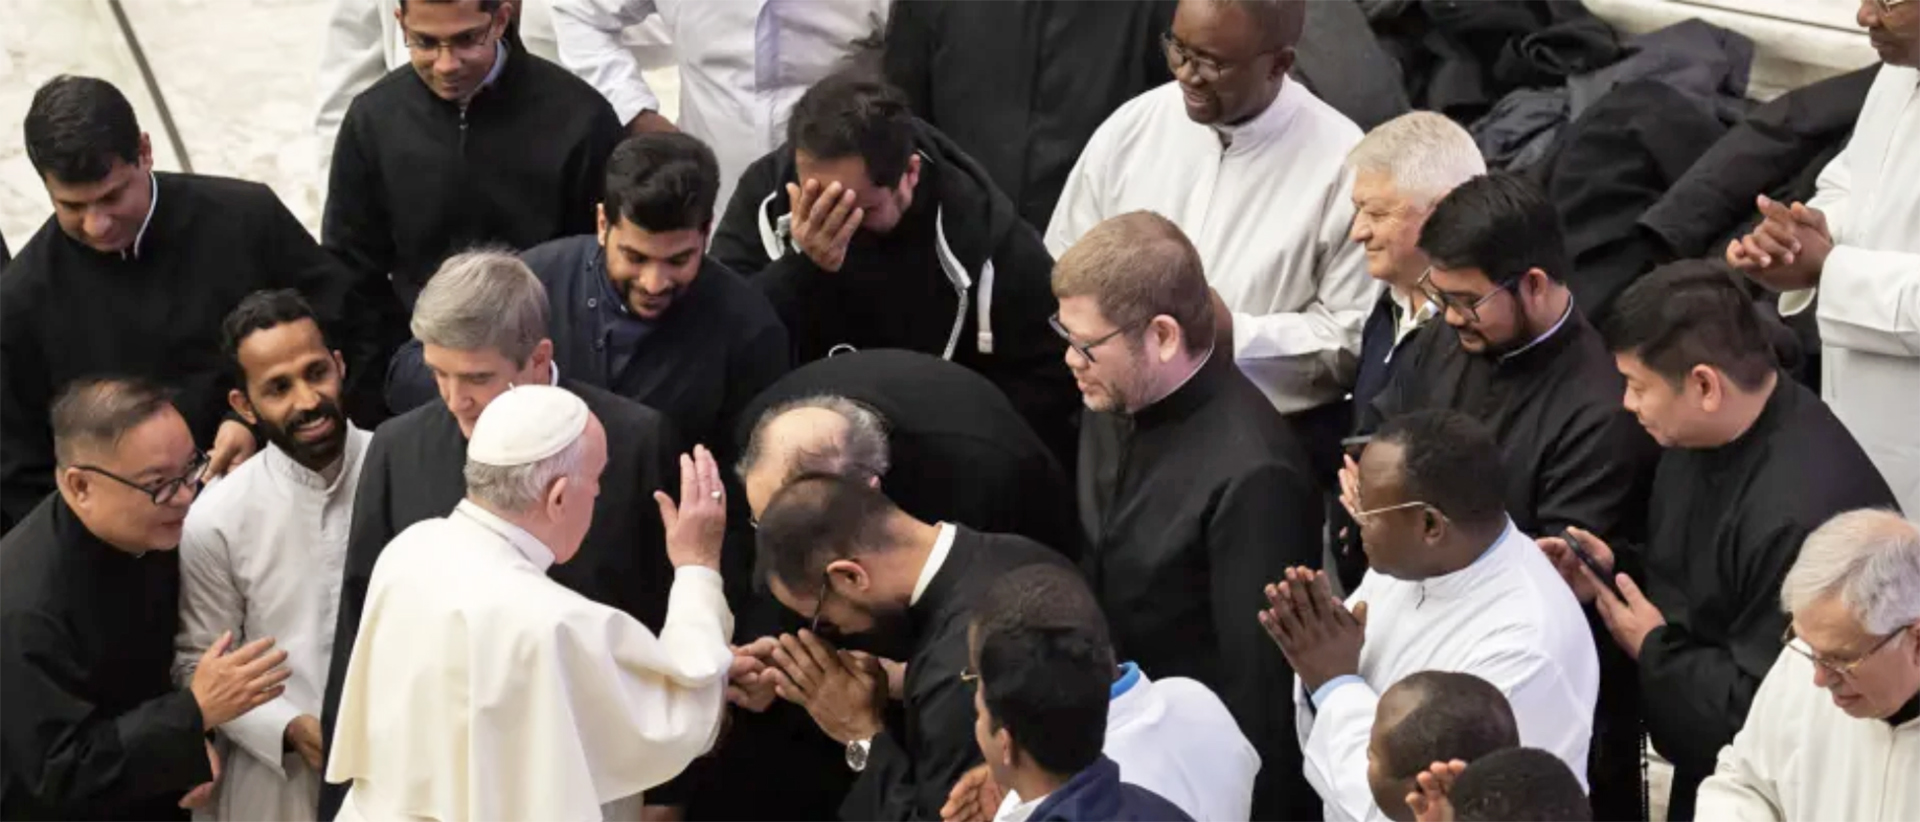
[1783,510,1920,635]
[737,395,892,517]
[411,249,550,367]
[1347,111,1487,211]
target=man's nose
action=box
[84,209,114,239]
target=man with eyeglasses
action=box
[1,378,294,819]
[1055,212,1321,820]
[323,0,625,425]
[1262,409,1598,822]
[1697,509,1920,821]
[1533,262,1898,821]
[1726,0,1920,521]
[748,473,1070,821]
[1046,0,1376,470]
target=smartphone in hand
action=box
[1560,528,1623,600]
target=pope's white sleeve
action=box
[1778,123,1855,318]
[174,513,298,777]
[1043,120,1114,258]
[1300,677,1383,822]
[551,0,662,126]
[1230,170,1374,371]
[316,0,394,188]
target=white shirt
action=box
[326,501,734,821]
[551,0,891,213]
[1697,648,1920,821]
[1776,64,1920,517]
[1295,522,1600,822]
[910,522,957,606]
[1047,80,1377,413]
[172,427,372,821]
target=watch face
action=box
[846,739,870,772]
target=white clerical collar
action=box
[262,424,362,494]
[909,522,958,606]
[1498,296,1575,363]
[121,171,159,260]
[1206,79,1304,153]
[509,361,560,390]
[455,499,555,572]
[1136,344,1215,413]
[997,790,1049,822]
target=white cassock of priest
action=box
[173,424,372,821]
[1045,77,1375,414]
[1294,522,1600,822]
[326,386,735,821]
[1775,63,1920,516]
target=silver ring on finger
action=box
[710,490,723,501]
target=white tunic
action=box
[1778,64,1920,517]
[173,428,371,822]
[1046,80,1377,413]
[1697,649,1920,821]
[1294,522,1600,822]
[551,0,892,212]
[326,501,734,821]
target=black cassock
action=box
[1638,376,1897,820]
[316,382,678,820]
[0,495,212,819]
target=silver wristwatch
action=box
[846,737,873,772]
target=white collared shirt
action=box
[1388,287,1435,349]
[1497,296,1575,364]
[909,522,957,606]
[996,791,1049,822]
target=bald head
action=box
[738,395,892,518]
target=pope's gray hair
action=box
[1781,509,1920,634]
[737,394,891,484]
[1346,111,1487,211]
[411,249,549,367]
[464,435,589,514]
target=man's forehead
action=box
[47,163,135,204]
[400,0,494,28]
[1427,264,1493,289]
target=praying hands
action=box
[1259,566,1369,692]
[1725,195,1834,292]
[763,629,889,745]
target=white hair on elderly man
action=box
[1782,509,1920,634]
[463,435,588,513]
[1345,111,1488,209]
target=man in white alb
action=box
[174,290,369,820]
[1262,410,1598,822]
[326,386,745,820]
[1725,0,1920,516]
[1047,0,1375,425]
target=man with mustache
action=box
[172,290,369,821]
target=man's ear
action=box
[332,349,349,384]
[137,133,154,172]
[597,204,610,239]
[530,339,556,374]
[1148,315,1183,363]
[1268,46,1298,81]
[57,466,91,506]
[545,475,572,519]
[825,558,872,593]
[995,727,1020,770]
[227,389,258,426]
[899,154,924,195]
[1691,364,1723,414]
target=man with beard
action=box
[746,473,1071,821]
[173,290,368,821]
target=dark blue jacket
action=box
[1351,290,1426,432]
[1030,757,1192,822]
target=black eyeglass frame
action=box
[72,451,208,506]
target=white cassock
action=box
[326,500,733,821]
[1778,63,1920,517]
[1697,648,1920,821]
[1294,522,1600,822]
[550,0,891,212]
[173,427,372,821]
[994,663,1261,822]
[1046,80,1377,414]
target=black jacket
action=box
[1077,352,1323,821]
[322,47,624,417]
[710,119,1078,464]
[0,173,357,534]
[881,0,1174,230]
[843,527,1073,821]
[0,496,211,819]
[1638,377,1897,819]
[316,381,678,820]
[735,349,1083,561]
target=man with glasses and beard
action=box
[169,291,367,821]
[1358,172,1659,817]
[745,473,1070,821]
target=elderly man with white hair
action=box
[327,386,746,820]
[1697,509,1920,821]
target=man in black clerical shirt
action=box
[737,473,1072,821]
[1054,211,1322,821]
[711,72,1078,464]
[323,0,624,423]
[0,378,291,819]
[1362,173,1657,818]
[316,251,679,820]
[1535,262,1897,820]
[1,75,359,536]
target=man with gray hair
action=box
[327,386,745,820]
[316,249,681,819]
[1696,509,1920,821]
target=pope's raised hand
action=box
[654,445,726,572]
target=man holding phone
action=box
[1540,261,1898,820]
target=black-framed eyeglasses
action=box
[1783,624,1910,680]
[404,21,497,56]
[73,451,207,506]
[1417,267,1519,325]
[809,570,835,634]
[1049,313,1133,365]
[1160,31,1272,83]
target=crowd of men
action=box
[1,0,1917,821]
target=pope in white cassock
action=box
[325,385,741,821]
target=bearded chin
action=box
[835,604,917,661]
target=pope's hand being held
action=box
[654,445,726,572]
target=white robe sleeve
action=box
[1810,246,1920,357]
[315,0,396,189]
[1299,678,1385,822]
[1779,129,1855,318]
[1694,653,1794,822]
[551,0,662,127]
[1043,120,1115,258]
[174,513,299,778]
[1229,175,1373,367]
